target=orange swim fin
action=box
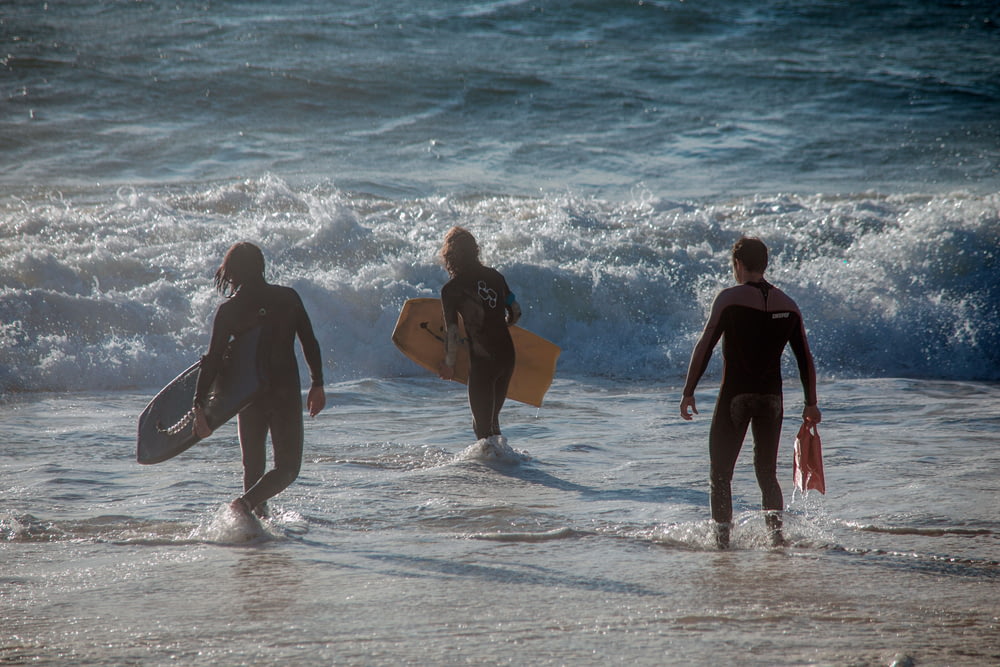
[793,421,825,494]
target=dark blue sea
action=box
[2,2,999,665]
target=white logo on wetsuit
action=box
[477,280,498,308]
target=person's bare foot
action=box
[230,497,252,517]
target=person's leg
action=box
[237,404,269,496]
[240,389,303,512]
[749,395,784,513]
[709,394,751,547]
[467,361,497,440]
[488,362,514,437]
[748,394,785,545]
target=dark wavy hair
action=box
[732,236,768,273]
[440,226,481,277]
[214,242,265,296]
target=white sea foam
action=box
[455,435,532,464]
[2,182,997,396]
[187,503,271,545]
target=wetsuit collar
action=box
[744,279,772,308]
[744,279,772,292]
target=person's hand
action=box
[802,404,822,425]
[680,396,698,421]
[193,406,213,439]
[438,361,455,381]
[506,301,522,327]
[307,386,326,417]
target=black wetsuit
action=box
[682,280,817,525]
[441,265,517,440]
[194,279,323,511]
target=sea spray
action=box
[2,182,998,395]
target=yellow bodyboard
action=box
[391,297,560,407]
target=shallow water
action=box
[3,378,998,665]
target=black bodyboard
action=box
[136,326,268,464]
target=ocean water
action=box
[3,1,1000,665]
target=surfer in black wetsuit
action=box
[438,226,522,441]
[680,237,821,549]
[192,242,326,518]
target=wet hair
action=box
[214,242,265,296]
[732,236,768,273]
[440,226,481,277]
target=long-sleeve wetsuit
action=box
[195,280,323,511]
[682,280,817,524]
[441,265,519,440]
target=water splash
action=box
[455,435,532,464]
[188,503,271,545]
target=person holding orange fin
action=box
[680,237,821,549]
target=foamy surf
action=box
[188,503,271,545]
[639,512,837,551]
[455,435,532,464]
[3,185,998,396]
[469,526,579,542]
